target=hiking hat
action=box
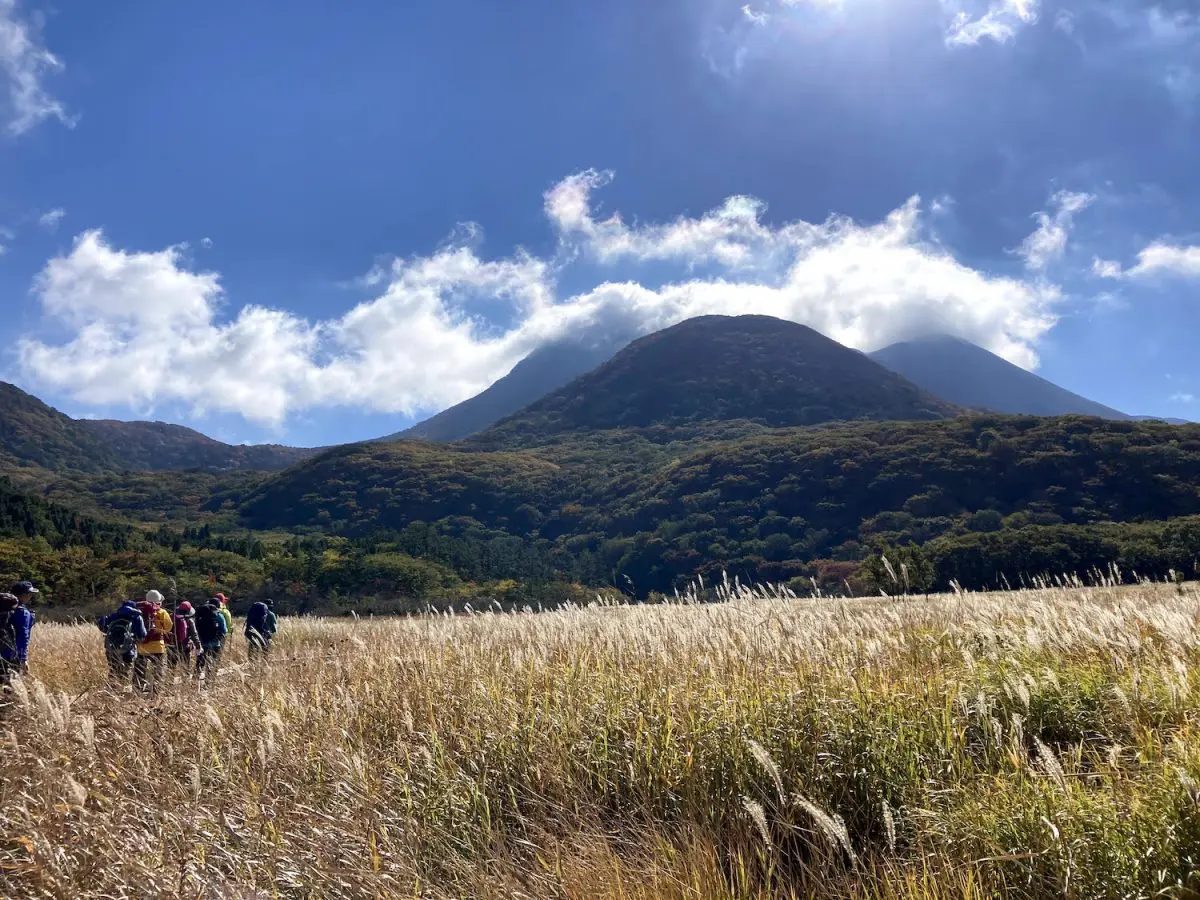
[145,589,165,605]
[215,592,228,605]
[9,581,38,597]
[176,601,195,617]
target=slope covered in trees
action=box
[240,415,1200,595]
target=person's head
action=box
[176,601,194,617]
[0,592,18,614]
[145,590,164,607]
[9,581,38,605]
[215,592,228,606]
[265,598,275,610]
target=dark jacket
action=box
[98,601,149,645]
[0,606,34,664]
[245,603,278,641]
[194,604,228,647]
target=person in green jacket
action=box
[213,593,234,634]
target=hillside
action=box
[869,334,1131,419]
[0,382,123,473]
[241,414,1200,592]
[80,419,312,471]
[0,381,313,474]
[240,440,567,534]
[390,338,621,442]
[476,315,957,446]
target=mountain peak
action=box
[870,335,1130,419]
[476,315,957,445]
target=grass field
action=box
[2,585,1200,898]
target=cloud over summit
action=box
[21,172,1061,428]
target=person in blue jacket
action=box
[97,598,148,682]
[0,585,36,687]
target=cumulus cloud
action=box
[0,0,70,136]
[943,0,1039,47]
[1016,190,1094,271]
[20,172,1061,427]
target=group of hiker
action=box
[1,582,280,694]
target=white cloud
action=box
[943,0,1039,47]
[1170,392,1195,404]
[1124,242,1200,279]
[20,172,1062,427]
[1016,190,1093,271]
[36,207,63,230]
[741,5,769,26]
[0,0,70,135]
[1091,257,1123,279]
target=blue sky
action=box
[0,0,1198,446]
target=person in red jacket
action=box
[166,601,201,678]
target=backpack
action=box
[0,608,17,657]
[106,615,137,653]
[195,605,223,644]
[170,614,192,648]
[246,602,268,632]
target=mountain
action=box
[869,334,1131,420]
[475,315,958,445]
[0,381,313,474]
[388,338,622,443]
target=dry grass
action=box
[3,584,1200,898]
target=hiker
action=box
[245,598,278,661]
[194,597,228,680]
[97,598,148,683]
[133,591,173,694]
[0,589,34,689]
[166,601,201,677]
[214,593,234,634]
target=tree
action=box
[862,544,935,596]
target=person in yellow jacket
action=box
[214,593,234,633]
[133,590,173,694]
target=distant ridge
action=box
[0,381,313,474]
[387,338,622,443]
[870,334,1131,419]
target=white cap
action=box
[145,590,164,604]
